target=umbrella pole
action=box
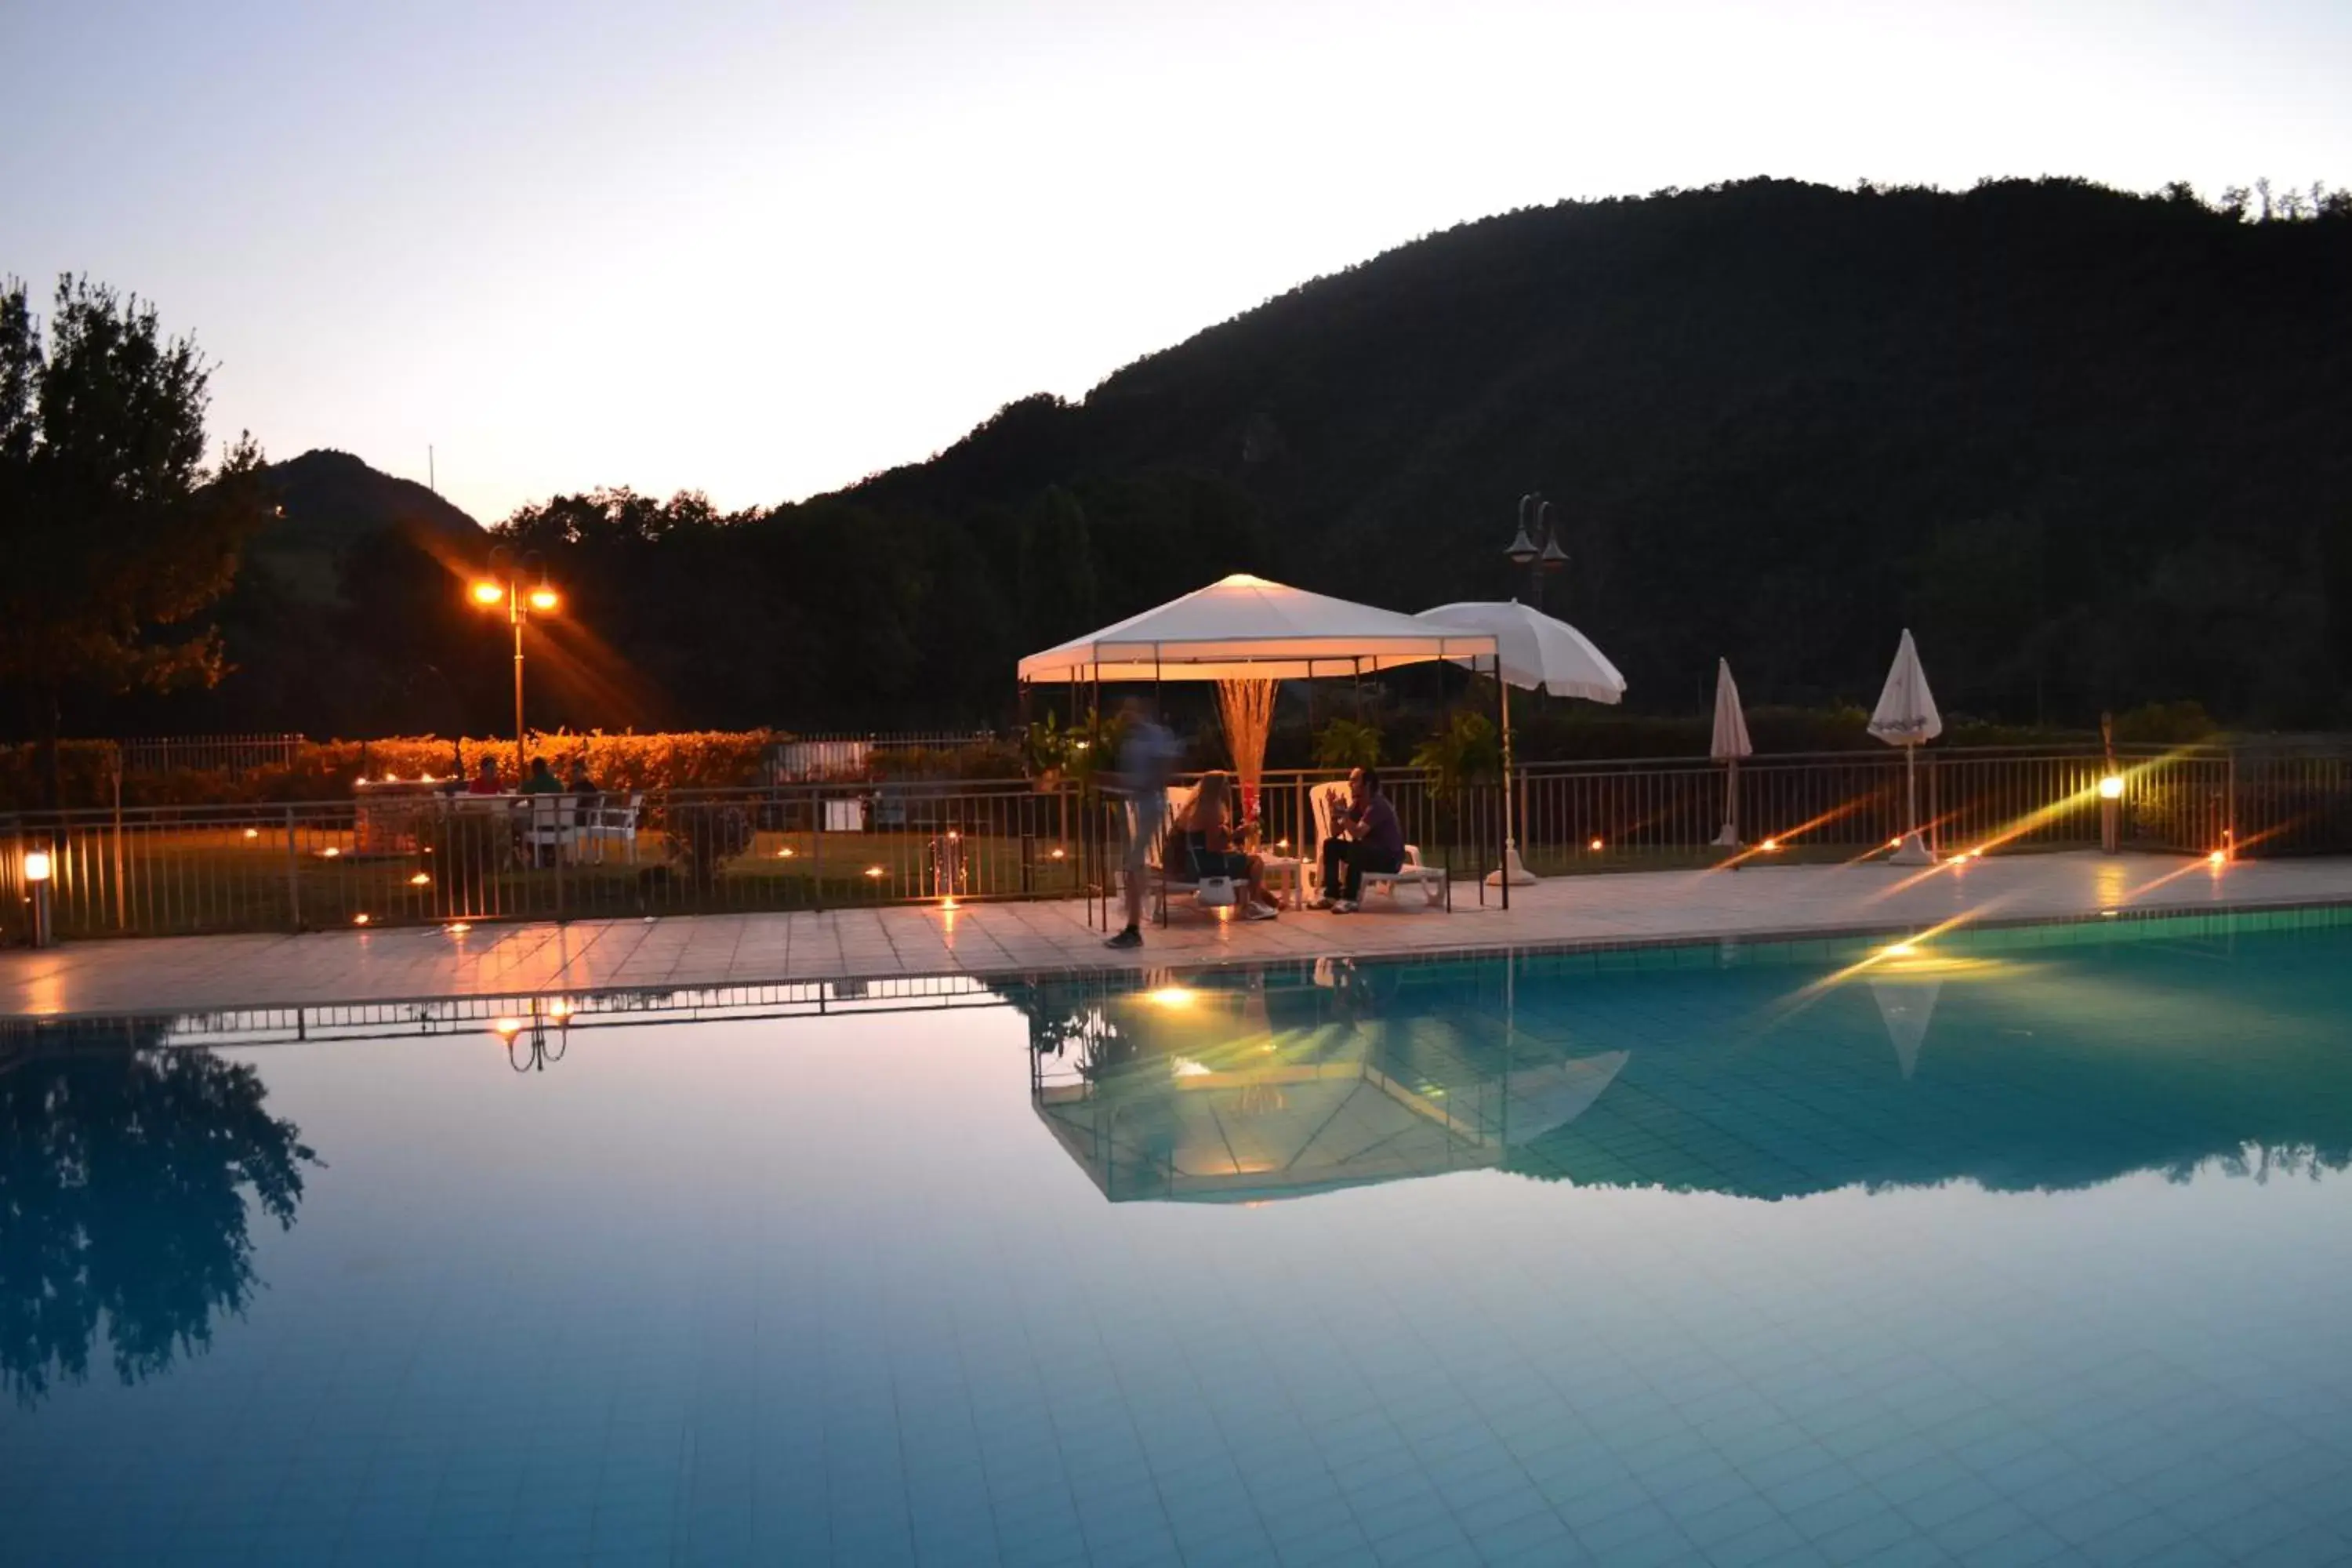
[1890,742,1933,865]
[1486,658,1535,891]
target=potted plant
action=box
[1022,715,1069,793]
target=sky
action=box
[4,0,2348,527]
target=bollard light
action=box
[24,850,51,883]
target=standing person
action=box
[1105,699,1178,950]
[1312,767,1403,913]
[466,757,503,795]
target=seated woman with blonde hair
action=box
[1180,772,1279,919]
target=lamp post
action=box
[1503,493,1569,610]
[469,546,559,766]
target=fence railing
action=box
[2,744,2343,942]
[113,733,307,775]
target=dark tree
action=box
[0,1033,319,1404]
[0,278,273,800]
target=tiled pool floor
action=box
[5,911,2352,1566]
[5,850,2351,1019]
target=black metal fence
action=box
[2,744,2342,942]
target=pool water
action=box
[5,910,2352,1566]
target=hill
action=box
[126,177,2352,740]
[248,448,488,605]
[833,176,2350,728]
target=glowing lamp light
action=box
[1888,838,1903,849]
[946,829,960,840]
[353,913,371,925]
[546,999,572,1022]
[777,846,796,858]
[492,1016,525,1042]
[528,587,559,612]
[2208,849,2227,867]
[863,865,885,879]
[1883,942,1918,958]
[446,921,472,934]
[23,850,51,883]
[1049,847,1067,860]
[244,827,260,840]
[1760,838,1780,852]
[940,896,958,911]
[2098,774,2125,801]
[1588,837,1605,851]
[471,582,506,606]
[409,873,432,886]
[1145,985,1198,1009]
[321,846,342,858]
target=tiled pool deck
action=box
[7,849,2350,1019]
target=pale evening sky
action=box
[3,0,2347,527]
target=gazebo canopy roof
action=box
[1017,573,1498,684]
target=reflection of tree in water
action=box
[0,1027,319,1405]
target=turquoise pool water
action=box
[5,909,2352,1566]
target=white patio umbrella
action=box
[1415,601,1628,887]
[1868,975,1941,1080]
[1414,601,1627,703]
[1868,629,1944,866]
[1709,659,1753,848]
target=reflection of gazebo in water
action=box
[1025,968,1625,1203]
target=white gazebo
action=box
[1018,574,1511,900]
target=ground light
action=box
[245,827,260,840]
[24,850,50,882]
[353,913,371,925]
[2209,849,2228,866]
[2099,774,2125,800]
[409,873,431,886]
[1588,837,1605,851]
[1760,838,1780,851]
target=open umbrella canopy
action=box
[1868,629,1943,747]
[1710,658,1753,760]
[1017,573,1497,684]
[1413,601,1627,702]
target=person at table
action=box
[1313,766,1403,913]
[1183,771,1279,919]
[519,757,562,795]
[466,757,503,795]
[566,759,601,811]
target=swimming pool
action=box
[5,908,2352,1566]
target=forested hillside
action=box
[118,176,2352,739]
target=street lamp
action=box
[468,546,558,765]
[1504,493,1569,610]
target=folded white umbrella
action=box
[1710,659,1751,847]
[1869,629,1943,864]
[1415,601,1627,703]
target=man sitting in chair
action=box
[1313,767,1403,913]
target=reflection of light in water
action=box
[1171,1058,1211,1077]
[1146,986,1198,1009]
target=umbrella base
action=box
[1889,831,1935,866]
[1486,841,1541,887]
[1711,826,1741,848]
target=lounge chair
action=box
[1308,781,1446,909]
[1133,785,1240,924]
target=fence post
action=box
[811,789,825,913]
[283,805,302,930]
[2225,746,2238,858]
[111,746,127,932]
